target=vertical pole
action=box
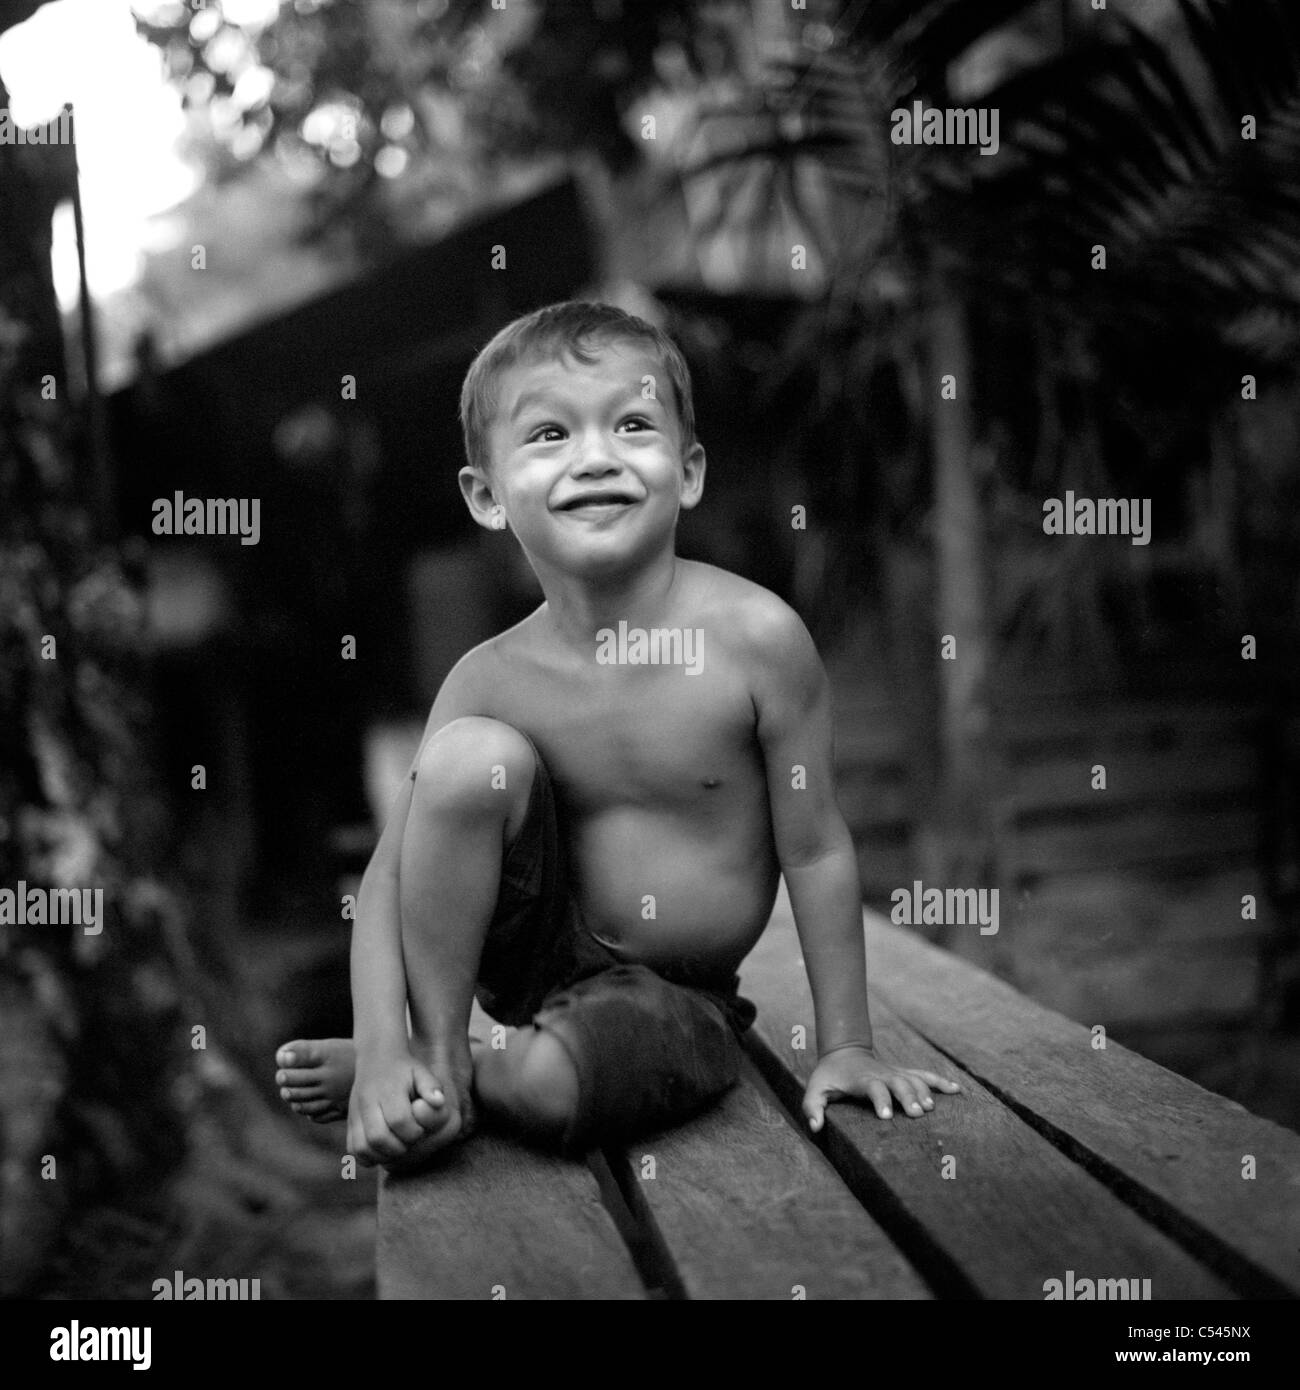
[925,264,998,960]
[67,103,114,531]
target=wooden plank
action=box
[853,896,1300,1297]
[997,701,1258,752]
[1000,746,1254,816]
[618,1060,931,1301]
[378,1138,644,1300]
[830,722,913,763]
[377,996,644,1300]
[739,901,1236,1300]
[836,778,914,828]
[1009,869,1275,948]
[1005,871,1270,1026]
[1002,805,1256,877]
[1011,939,1260,1028]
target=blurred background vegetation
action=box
[2,0,1298,1297]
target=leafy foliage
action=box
[680,0,1300,654]
[0,89,187,1294]
[136,0,741,254]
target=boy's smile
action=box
[552,482,644,521]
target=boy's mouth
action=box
[553,491,641,517]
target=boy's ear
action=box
[459,466,500,530]
[678,442,706,511]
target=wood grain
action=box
[378,1135,644,1300]
[740,903,1237,1299]
[1001,805,1256,876]
[616,1059,931,1300]
[1000,745,1255,816]
[821,893,1300,1296]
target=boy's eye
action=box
[526,417,652,442]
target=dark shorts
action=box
[473,732,756,1154]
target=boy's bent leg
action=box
[528,965,744,1154]
[384,715,536,1163]
[472,1027,581,1142]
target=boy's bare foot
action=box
[276,1038,355,1122]
[277,1037,481,1168]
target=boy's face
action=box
[460,339,705,580]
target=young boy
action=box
[275,301,958,1168]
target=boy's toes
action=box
[295,1098,343,1120]
[280,1082,324,1101]
[276,1066,325,1089]
[276,1040,324,1070]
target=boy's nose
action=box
[571,449,620,477]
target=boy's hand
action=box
[346,1049,448,1166]
[802,1044,961,1133]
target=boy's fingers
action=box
[386,1113,427,1145]
[918,1070,961,1092]
[802,1083,834,1132]
[410,1097,445,1131]
[361,1104,407,1159]
[346,1102,365,1152]
[802,1093,823,1132]
[378,1096,425,1146]
[861,1079,892,1119]
[365,1130,405,1160]
[890,1078,925,1116]
[410,1062,446,1108]
[347,1119,376,1167]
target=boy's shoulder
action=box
[442,607,548,686]
[685,561,813,661]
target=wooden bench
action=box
[377,885,1300,1300]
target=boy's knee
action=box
[411,716,534,822]
[509,1028,580,1135]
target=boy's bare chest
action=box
[490,659,761,810]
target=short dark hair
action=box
[458,300,696,474]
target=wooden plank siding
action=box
[825,681,1272,1029]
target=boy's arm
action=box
[352,671,470,1054]
[350,774,416,1058]
[750,598,960,1129]
[346,660,482,1161]
[751,601,872,1047]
